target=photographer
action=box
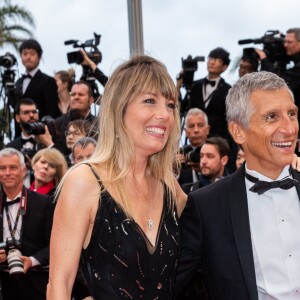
[177,108,210,186]
[255,28,300,117]
[7,99,59,186]
[79,49,108,88]
[0,148,53,299]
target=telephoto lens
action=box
[7,249,24,279]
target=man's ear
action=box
[15,114,20,124]
[221,155,229,166]
[228,121,245,144]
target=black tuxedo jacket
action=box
[182,77,231,139]
[0,189,54,298]
[176,165,300,300]
[15,69,60,119]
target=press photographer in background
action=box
[254,28,300,118]
[65,33,108,101]
[7,98,60,187]
[177,108,210,186]
[0,148,53,300]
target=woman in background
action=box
[54,69,74,114]
[30,148,68,198]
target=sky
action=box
[2,0,300,95]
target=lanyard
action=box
[4,206,21,238]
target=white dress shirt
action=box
[245,164,300,299]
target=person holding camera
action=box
[177,108,210,186]
[181,137,230,195]
[7,98,59,186]
[255,28,300,118]
[0,148,53,300]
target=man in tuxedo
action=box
[180,47,231,139]
[176,71,300,299]
[55,81,97,156]
[0,148,53,299]
[178,108,210,186]
[182,136,230,194]
[15,39,60,137]
[7,98,58,187]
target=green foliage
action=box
[0,0,35,51]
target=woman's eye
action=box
[145,98,155,104]
[167,102,175,109]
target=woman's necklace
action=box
[130,178,159,230]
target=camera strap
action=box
[1,187,28,240]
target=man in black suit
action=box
[180,47,231,139]
[178,108,210,186]
[182,136,230,194]
[55,80,97,156]
[176,71,300,299]
[0,148,53,299]
[15,39,60,137]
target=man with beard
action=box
[7,98,57,186]
[181,137,229,194]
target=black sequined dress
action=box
[80,183,181,299]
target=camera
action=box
[65,33,102,65]
[180,55,205,89]
[180,145,201,167]
[22,116,58,140]
[238,30,289,75]
[0,52,17,69]
[0,237,24,279]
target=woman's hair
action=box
[67,119,91,135]
[59,55,180,214]
[32,148,68,186]
[55,69,74,92]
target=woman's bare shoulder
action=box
[58,163,101,207]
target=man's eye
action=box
[266,113,277,120]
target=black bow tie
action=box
[21,137,35,144]
[204,78,216,87]
[22,74,32,79]
[4,197,20,207]
[245,172,299,195]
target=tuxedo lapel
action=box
[291,169,300,199]
[229,165,258,300]
[23,70,41,97]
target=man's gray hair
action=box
[185,107,209,126]
[0,148,25,167]
[226,71,292,128]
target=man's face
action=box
[73,143,96,164]
[69,84,93,115]
[284,32,300,56]
[16,104,39,125]
[21,48,40,71]
[207,57,228,77]
[239,59,255,78]
[239,87,298,177]
[185,114,210,147]
[0,154,26,192]
[200,144,227,180]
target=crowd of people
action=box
[0,26,299,299]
